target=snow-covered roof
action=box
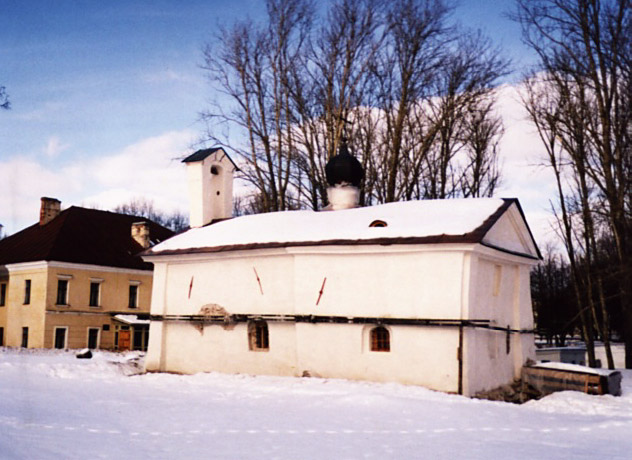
[145,198,537,257]
[113,314,150,325]
[534,362,618,377]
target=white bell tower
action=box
[183,147,237,228]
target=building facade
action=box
[0,198,174,350]
[141,147,540,396]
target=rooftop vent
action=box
[369,219,387,228]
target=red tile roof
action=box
[0,206,175,270]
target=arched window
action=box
[370,326,390,352]
[248,320,269,351]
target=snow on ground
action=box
[1,348,632,459]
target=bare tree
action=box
[458,97,503,198]
[515,0,631,367]
[202,0,508,212]
[113,198,189,233]
[531,247,580,347]
[0,86,9,110]
[370,0,450,203]
[419,30,508,199]
[290,0,384,209]
[522,75,600,366]
[202,0,312,213]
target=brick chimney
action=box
[40,197,61,225]
[131,221,151,249]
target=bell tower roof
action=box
[183,147,239,170]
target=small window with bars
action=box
[370,326,390,352]
[248,320,269,351]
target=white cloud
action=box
[86,130,195,211]
[0,83,562,251]
[0,129,196,235]
[0,157,85,233]
[43,136,71,158]
[493,83,559,250]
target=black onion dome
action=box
[325,141,364,187]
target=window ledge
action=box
[55,304,71,308]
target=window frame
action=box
[53,326,68,349]
[55,274,72,306]
[23,279,31,305]
[56,279,69,306]
[248,320,269,351]
[21,327,28,348]
[0,326,4,346]
[89,278,103,308]
[0,282,6,306]
[87,327,100,349]
[132,326,149,351]
[370,325,391,352]
[128,281,140,309]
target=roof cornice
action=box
[4,260,152,275]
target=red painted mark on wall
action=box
[316,277,327,305]
[188,276,194,299]
[253,267,263,295]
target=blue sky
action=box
[0,0,553,242]
[1,1,263,162]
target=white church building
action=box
[143,146,540,397]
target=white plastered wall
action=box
[295,323,459,391]
[461,202,538,395]
[462,248,536,396]
[145,246,465,392]
[161,321,299,376]
[291,247,465,319]
[145,240,537,396]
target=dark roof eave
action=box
[143,234,537,259]
[506,198,543,260]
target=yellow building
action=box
[0,198,174,350]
